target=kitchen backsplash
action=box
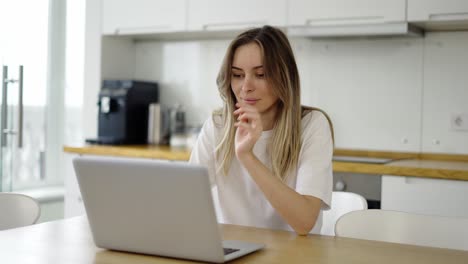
[100,32,468,154]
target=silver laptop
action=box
[73,155,264,263]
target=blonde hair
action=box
[214,26,333,181]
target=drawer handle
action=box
[202,21,268,31]
[114,25,171,35]
[306,16,384,26]
[429,12,468,21]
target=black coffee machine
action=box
[86,80,159,145]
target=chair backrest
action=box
[311,191,368,236]
[0,193,41,230]
[335,209,468,251]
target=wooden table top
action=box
[1,216,467,264]
[63,145,468,181]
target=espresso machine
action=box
[86,80,159,145]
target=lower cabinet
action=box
[381,175,468,218]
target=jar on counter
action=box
[169,104,186,148]
[169,104,186,135]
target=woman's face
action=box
[231,42,279,115]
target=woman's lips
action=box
[243,99,259,105]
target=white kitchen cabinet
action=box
[288,0,406,26]
[408,0,468,22]
[102,0,187,35]
[381,175,468,218]
[187,0,287,31]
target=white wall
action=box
[133,39,226,127]
[421,32,468,154]
[300,37,423,152]
[90,31,468,154]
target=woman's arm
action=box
[234,104,331,235]
[239,153,322,235]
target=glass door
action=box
[0,0,51,191]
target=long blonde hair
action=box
[215,26,333,180]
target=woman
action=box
[189,25,333,235]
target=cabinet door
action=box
[187,0,287,31]
[102,0,187,35]
[381,175,468,218]
[408,0,468,22]
[288,0,406,26]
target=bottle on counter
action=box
[169,104,187,148]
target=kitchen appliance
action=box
[86,80,158,145]
[169,104,187,147]
[333,172,381,209]
[332,156,391,209]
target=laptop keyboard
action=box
[223,247,240,255]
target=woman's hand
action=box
[233,102,263,160]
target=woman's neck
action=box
[261,104,279,131]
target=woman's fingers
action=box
[234,121,250,129]
[234,102,262,136]
[234,106,256,116]
[234,104,260,118]
[235,102,257,112]
[237,112,259,122]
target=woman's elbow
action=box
[295,230,310,236]
[293,220,316,236]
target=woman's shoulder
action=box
[199,109,224,136]
[301,106,329,127]
[300,106,334,141]
[211,108,224,127]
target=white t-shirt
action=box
[189,110,333,232]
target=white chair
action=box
[0,193,41,230]
[335,209,468,251]
[311,191,368,236]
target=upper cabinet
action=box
[408,0,468,30]
[100,0,468,37]
[187,0,287,31]
[102,0,187,35]
[288,0,406,26]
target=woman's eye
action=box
[256,73,265,78]
[232,73,242,78]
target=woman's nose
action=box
[241,77,254,92]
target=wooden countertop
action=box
[1,216,466,264]
[64,144,191,161]
[63,145,468,181]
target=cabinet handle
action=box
[428,12,468,21]
[17,65,23,148]
[404,177,426,184]
[202,21,268,31]
[114,25,171,35]
[1,66,24,148]
[306,16,385,26]
[1,66,8,147]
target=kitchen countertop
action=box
[64,145,191,161]
[63,145,468,181]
